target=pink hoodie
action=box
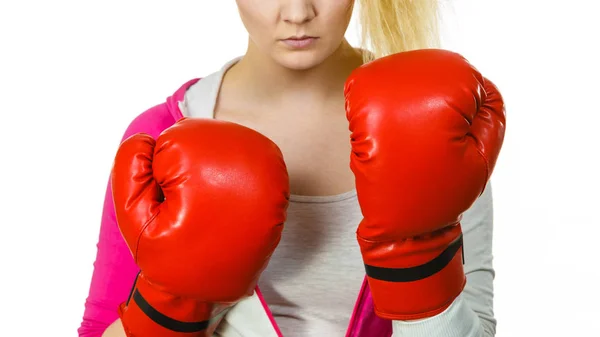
[77,79,392,337]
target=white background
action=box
[1,0,599,336]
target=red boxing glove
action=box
[111,118,289,337]
[344,49,506,320]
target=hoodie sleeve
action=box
[77,102,178,337]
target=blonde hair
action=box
[358,0,441,62]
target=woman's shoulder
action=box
[122,78,201,140]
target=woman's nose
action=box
[280,0,316,24]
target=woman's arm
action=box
[391,183,497,337]
[459,183,497,335]
[77,175,140,337]
[78,105,177,337]
[101,319,126,337]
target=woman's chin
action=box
[271,48,330,71]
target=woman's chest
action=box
[217,107,355,196]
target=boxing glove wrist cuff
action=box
[119,273,229,337]
[126,287,228,333]
[364,233,464,282]
[361,229,467,320]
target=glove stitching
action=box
[134,210,161,264]
[473,143,491,196]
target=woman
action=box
[79,0,502,336]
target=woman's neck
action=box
[223,38,364,105]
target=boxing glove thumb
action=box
[112,133,162,256]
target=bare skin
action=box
[215,39,363,196]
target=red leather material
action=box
[111,117,290,336]
[344,49,506,320]
[117,274,227,337]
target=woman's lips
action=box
[281,36,319,49]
